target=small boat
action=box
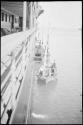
[34,37,45,63]
[37,60,57,84]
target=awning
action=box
[38,9,44,17]
[36,5,44,18]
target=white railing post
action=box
[23,2,27,31]
[30,2,33,28]
[22,43,26,76]
[10,52,16,108]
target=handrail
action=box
[1,27,36,124]
[1,28,35,59]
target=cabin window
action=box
[5,14,7,22]
[2,13,4,21]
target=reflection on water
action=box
[28,30,82,124]
[31,112,48,119]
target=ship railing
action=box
[1,28,36,124]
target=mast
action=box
[42,30,43,45]
[45,30,50,66]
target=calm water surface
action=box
[28,29,82,124]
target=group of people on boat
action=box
[38,60,56,81]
